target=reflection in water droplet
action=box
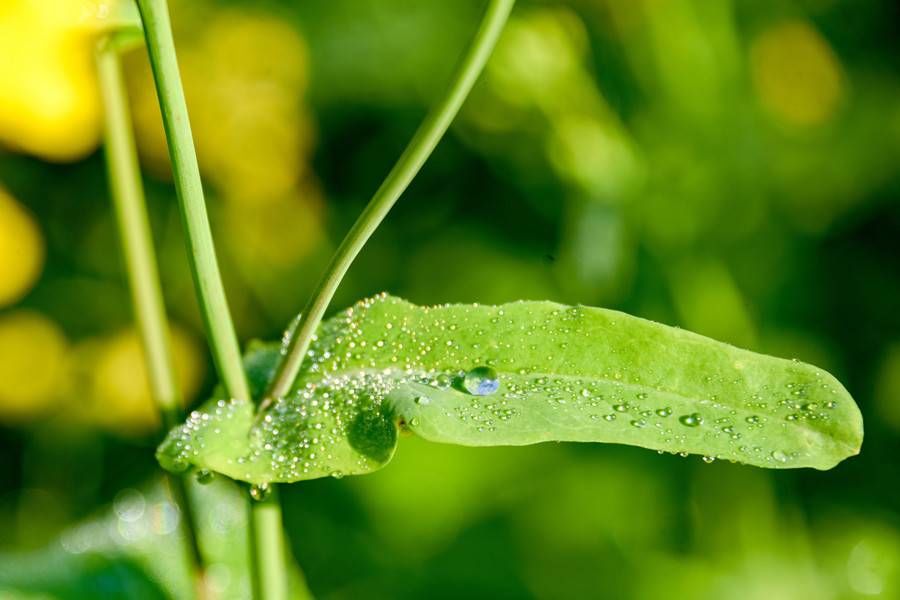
[745,415,760,424]
[250,483,271,501]
[196,469,215,485]
[656,407,672,417]
[771,450,788,463]
[463,366,500,396]
[330,470,344,479]
[679,413,703,427]
[702,456,716,463]
[603,414,616,421]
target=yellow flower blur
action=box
[751,20,845,128]
[0,0,116,161]
[0,310,68,422]
[76,324,205,435]
[127,8,312,200]
[0,187,44,306]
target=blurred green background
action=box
[0,0,898,598]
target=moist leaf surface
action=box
[158,294,863,483]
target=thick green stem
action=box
[135,0,250,403]
[95,38,204,587]
[249,486,301,600]
[263,0,516,406]
[135,1,287,597]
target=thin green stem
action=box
[135,0,250,403]
[249,486,303,600]
[95,37,204,587]
[135,1,289,597]
[263,0,516,406]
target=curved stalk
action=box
[262,0,516,407]
[95,37,204,590]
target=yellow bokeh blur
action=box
[75,324,205,434]
[127,7,312,199]
[223,185,325,268]
[0,187,45,307]
[0,310,69,422]
[0,0,111,161]
[750,20,844,128]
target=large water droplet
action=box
[679,413,703,427]
[195,469,215,485]
[462,366,500,396]
[771,450,789,463]
[250,483,271,501]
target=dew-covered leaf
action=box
[157,294,863,484]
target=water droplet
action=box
[679,413,703,427]
[409,417,420,427]
[603,414,617,422]
[630,419,647,428]
[414,396,429,406]
[656,407,672,417]
[330,470,344,479]
[771,450,788,463]
[702,456,716,463]
[745,415,760,424]
[801,402,818,411]
[613,403,628,412]
[195,469,214,485]
[463,366,500,396]
[250,483,271,501]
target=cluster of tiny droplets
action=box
[161,294,847,479]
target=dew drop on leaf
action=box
[679,413,703,427]
[656,407,672,417]
[249,483,271,501]
[195,469,214,485]
[463,366,500,396]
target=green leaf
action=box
[157,294,863,484]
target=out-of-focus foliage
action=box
[0,0,897,598]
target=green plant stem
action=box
[135,0,249,403]
[135,1,289,597]
[95,37,204,587]
[262,0,516,406]
[249,486,298,600]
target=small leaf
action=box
[157,295,863,484]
